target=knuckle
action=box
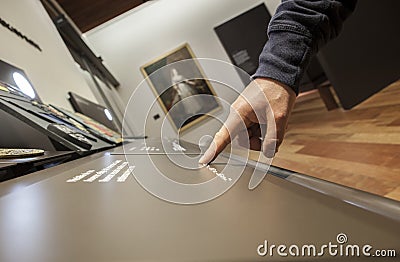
[214,131,224,138]
[274,111,287,121]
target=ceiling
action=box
[56,0,147,32]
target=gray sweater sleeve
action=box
[253,0,357,94]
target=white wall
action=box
[85,0,280,141]
[0,0,97,110]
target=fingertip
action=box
[262,138,278,158]
[198,141,217,164]
[263,149,276,158]
[198,155,209,165]
[198,153,209,165]
[199,122,235,164]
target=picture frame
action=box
[140,43,220,132]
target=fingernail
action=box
[199,142,216,164]
[263,138,278,158]
[264,149,276,158]
[199,148,211,164]
[198,155,207,164]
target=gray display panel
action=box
[0,145,399,261]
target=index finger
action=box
[199,109,248,164]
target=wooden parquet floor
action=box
[254,80,400,201]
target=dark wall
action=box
[317,0,400,109]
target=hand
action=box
[198,78,296,164]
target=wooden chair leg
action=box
[318,85,339,110]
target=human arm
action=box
[199,0,357,164]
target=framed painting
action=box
[140,43,220,132]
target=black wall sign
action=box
[0,17,42,52]
[214,3,327,92]
[214,4,270,85]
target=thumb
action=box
[262,112,278,158]
[262,138,278,158]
